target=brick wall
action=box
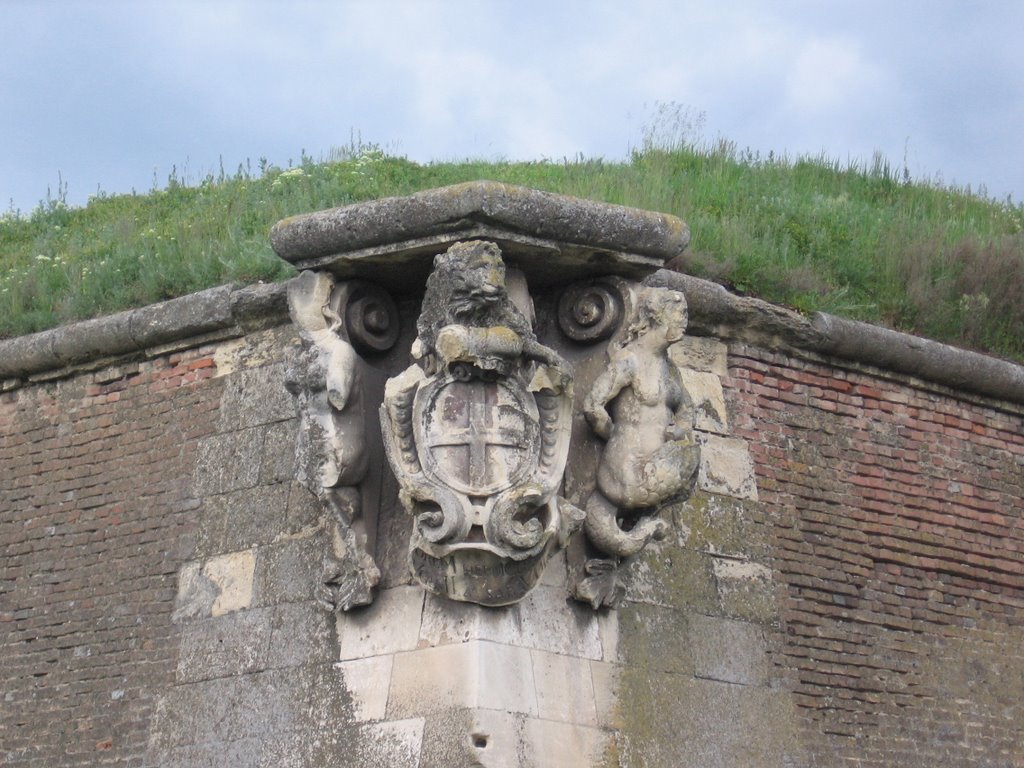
[2,322,1022,767]
[726,344,1024,767]
[0,350,222,765]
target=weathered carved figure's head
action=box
[622,288,688,348]
[416,241,539,366]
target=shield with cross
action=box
[415,376,540,497]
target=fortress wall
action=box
[1,279,1022,767]
[728,344,1024,766]
[0,343,226,765]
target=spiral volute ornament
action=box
[557,279,626,343]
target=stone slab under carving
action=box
[270,181,690,290]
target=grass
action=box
[2,137,1023,362]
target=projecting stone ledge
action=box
[269,180,690,290]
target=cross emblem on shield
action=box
[417,378,539,496]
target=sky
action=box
[3,0,1023,213]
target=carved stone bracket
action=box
[285,271,397,611]
[273,181,699,608]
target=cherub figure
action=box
[582,287,700,560]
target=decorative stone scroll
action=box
[272,181,701,608]
[285,271,397,611]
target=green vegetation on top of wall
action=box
[2,140,1023,362]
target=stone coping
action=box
[2,274,1022,406]
[269,181,690,289]
[0,282,286,384]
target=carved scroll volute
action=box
[557,277,628,344]
[285,271,399,612]
[380,241,583,606]
[570,284,701,609]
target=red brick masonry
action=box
[728,344,1024,767]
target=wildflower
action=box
[271,167,307,189]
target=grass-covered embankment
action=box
[2,142,1022,361]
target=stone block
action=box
[266,600,335,668]
[258,419,298,485]
[209,484,290,551]
[618,673,806,768]
[150,736,261,768]
[285,480,322,533]
[523,718,612,768]
[213,326,294,377]
[619,539,720,613]
[192,428,265,496]
[598,609,619,662]
[355,718,426,767]
[217,362,296,430]
[387,641,538,718]
[176,608,272,683]
[192,498,229,559]
[711,556,776,623]
[417,708,611,768]
[172,550,256,622]
[418,709,523,768]
[696,433,758,500]
[148,665,353,751]
[254,535,321,606]
[419,585,602,660]
[677,368,729,434]
[688,613,770,686]
[669,335,728,376]
[336,655,394,722]
[338,585,424,660]
[590,660,622,729]
[615,601,695,675]
[675,493,767,560]
[531,649,598,726]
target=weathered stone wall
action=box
[2,280,1022,767]
[609,341,1024,767]
[730,345,1024,767]
[1,345,223,765]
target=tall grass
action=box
[2,138,1022,361]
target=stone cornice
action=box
[2,273,1022,406]
[0,282,288,384]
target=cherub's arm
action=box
[583,357,633,440]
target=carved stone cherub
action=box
[576,287,700,607]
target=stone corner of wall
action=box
[0,280,292,382]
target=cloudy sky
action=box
[3,0,1022,213]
